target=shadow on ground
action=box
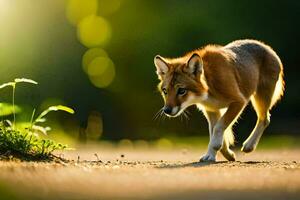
[157,161,281,169]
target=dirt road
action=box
[0,147,299,200]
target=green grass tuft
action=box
[0,78,74,161]
[0,122,67,160]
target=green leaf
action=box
[32,125,49,135]
[0,82,15,89]
[14,78,38,85]
[33,105,75,125]
[0,78,37,90]
[35,118,46,123]
[48,105,75,114]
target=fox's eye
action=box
[162,88,167,95]
[177,88,187,96]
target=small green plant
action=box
[0,78,74,160]
[0,78,38,129]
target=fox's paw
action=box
[199,153,216,162]
[241,141,256,153]
[220,148,236,161]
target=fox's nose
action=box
[163,106,173,114]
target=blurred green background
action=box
[0,0,299,145]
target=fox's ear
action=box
[154,55,169,77]
[186,53,203,76]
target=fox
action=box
[154,39,284,162]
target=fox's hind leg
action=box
[241,79,277,153]
[242,51,284,153]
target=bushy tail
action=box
[271,70,285,108]
[224,126,235,146]
[219,108,235,146]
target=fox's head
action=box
[154,53,208,117]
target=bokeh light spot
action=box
[98,0,121,16]
[155,138,173,150]
[87,57,111,76]
[118,139,133,149]
[66,0,98,26]
[87,56,115,88]
[86,111,103,140]
[77,15,111,48]
[82,48,108,73]
[134,140,149,149]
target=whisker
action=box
[182,110,190,124]
[183,111,189,119]
[158,110,165,122]
[161,112,167,121]
[153,107,164,121]
[184,110,191,117]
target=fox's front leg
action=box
[201,102,246,162]
[200,110,221,162]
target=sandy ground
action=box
[0,147,299,200]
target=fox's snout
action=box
[163,105,172,114]
[163,105,180,116]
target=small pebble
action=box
[112,165,120,169]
